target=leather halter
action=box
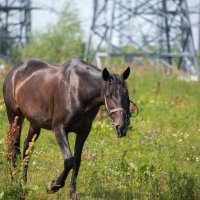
[103,80,129,118]
[104,95,127,117]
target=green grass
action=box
[0,67,200,199]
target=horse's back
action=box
[3,59,61,100]
[11,58,61,80]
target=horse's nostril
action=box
[116,125,121,135]
[116,125,127,137]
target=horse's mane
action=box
[65,58,102,73]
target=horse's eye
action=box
[110,76,114,82]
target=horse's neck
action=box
[90,71,105,107]
[68,61,105,107]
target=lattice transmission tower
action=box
[0,0,38,59]
[84,0,198,76]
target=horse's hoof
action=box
[46,180,62,194]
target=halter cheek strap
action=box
[104,96,127,117]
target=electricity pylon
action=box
[84,0,198,76]
[0,0,37,59]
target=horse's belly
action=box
[20,104,52,129]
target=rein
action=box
[129,99,139,117]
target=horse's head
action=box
[102,67,132,137]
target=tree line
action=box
[11,2,84,65]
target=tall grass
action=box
[0,66,199,199]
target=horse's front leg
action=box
[70,134,88,199]
[47,124,73,193]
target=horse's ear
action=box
[102,68,110,81]
[121,67,130,80]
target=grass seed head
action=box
[6,116,20,161]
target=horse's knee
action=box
[64,157,74,170]
[73,156,82,170]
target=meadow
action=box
[0,65,199,200]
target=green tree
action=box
[10,43,22,64]
[22,2,84,63]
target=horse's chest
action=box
[69,108,99,134]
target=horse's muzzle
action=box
[116,125,127,137]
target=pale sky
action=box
[32,0,92,42]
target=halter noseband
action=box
[104,95,127,117]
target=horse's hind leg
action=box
[6,109,24,165]
[22,124,40,183]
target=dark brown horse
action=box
[3,58,132,199]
